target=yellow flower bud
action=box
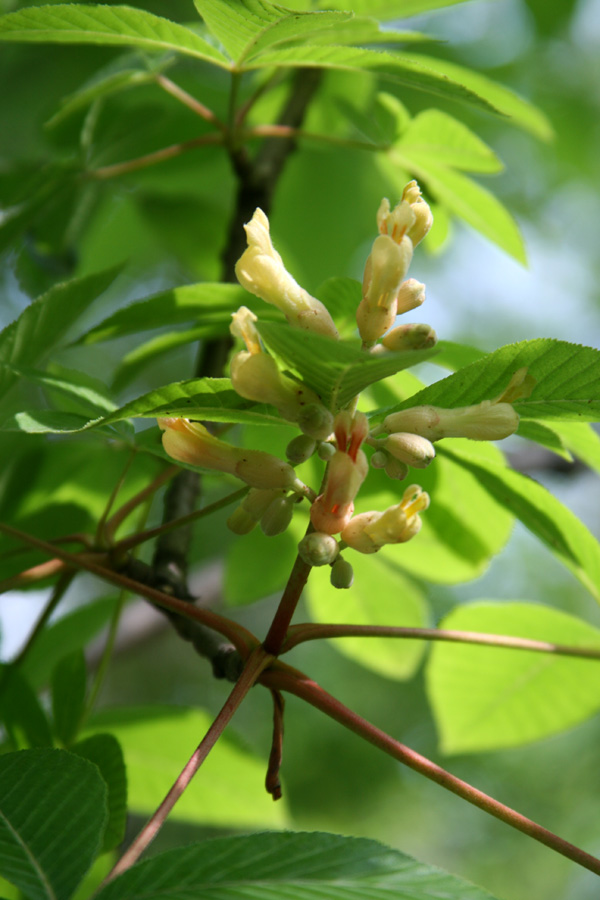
[235,209,338,339]
[158,418,299,490]
[395,278,426,315]
[383,433,436,468]
[310,411,369,534]
[401,180,433,247]
[376,197,416,242]
[341,485,429,554]
[383,401,519,442]
[381,322,437,352]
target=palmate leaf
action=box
[258,321,438,411]
[95,831,501,900]
[0,749,106,900]
[370,339,600,424]
[442,443,600,603]
[313,0,474,15]
[193,0,351,64]
[427,602,600,754]
[0,4,229,66]
[394,109,503,174]
[285,17,436,47]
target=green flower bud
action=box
[330,557,354,589]
[226,507,257,535]
[317,441,337,461]
[298,532,339,566]
[384,456,409,481]
[297,402,334,441]
[370,449,388,469]
[260,495,295,536]
[286,434,317,464]
[381,322,436,353]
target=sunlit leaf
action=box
[0,4,229,66]
[306,554,429,679]
[85,706,287,828]
[427,602,600,754]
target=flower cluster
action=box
[158,182,533,589]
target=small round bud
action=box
[384,457,409,480]
[381,323,437,353]
[260,496,295,536]
[297,403,334,441]
[317,441,337,461]
[298,532,339,567]
[227,507,257,535]
[370,449,388,469]
[330,557,354,589]
[286,434,317,464]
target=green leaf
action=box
[194,0,351,64]
[358,440,514,585]
[396,109,503,173]
[307,554,429,679]
[74,283,250,345]
[545,421,600,474]
[315,277,362,339]
[113,326,227,390]
[225,525,298,605]
[85,706,287,829]
[427,602,600,754]
[443,443,600,603]
[95,831,502,900]
[71,734,127,852]
[258,321,438,411]
[370,339,600,424]
[0,667,53,750]
[2,364,119,419]
[4,378,282,434]
[0,4,229,66]
[405,52,554,141]
[22,597,119,690]
[51,651,87,747]
[46,65,162,128]
[286,17,435,48]
[243,45,503,114]
[0,749,107,900]
[315,0,474,15]
[0,266,121,404]
[387,153,526,263]
[516,420,572,460]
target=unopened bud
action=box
[395,279,426,315]
[370,449,388,469]
[383,402,519,442]
[340,511,381,554]
[330,557,354,589]
[401,180,433,247]
[286,434,317,464]
[296,402,334,441]
[298,532,339,566]
[260,495,296,536]
[381,322,437,352]
[317,441,337,461]
[384,433,435,468]
[384,457,409,480]
[227,507,257,535]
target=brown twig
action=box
[88,133,224,179]
[263,662,600,877]
[101,646,274,885]
[265,689,285,800]
[281,622,600,660]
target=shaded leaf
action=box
[0,749,106,900]
[51,650,87,747]
[0,266,122,404]
[442,443,600,603]
[0,4,228,66]
[0,666,53,750]
[427,602,600,754]
[95,831,501,900]
[71,734,127,852]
